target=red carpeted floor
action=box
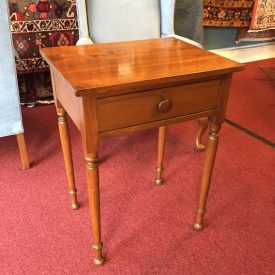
[1,60,275,274]
[227,58,275,143]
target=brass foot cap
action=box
[193,223,203,231]
[154,178,163,186]
[71,203,80,210]
[93,257,105,266]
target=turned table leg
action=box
[85,153,105,266]
[155,126,167,185]
[57,108,79,210]
[194,122,221,231]
[195,117,209,152]
[16,133,30,170]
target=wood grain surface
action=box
[41,38,243,97]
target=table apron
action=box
[97,79,220,132]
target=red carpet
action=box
[227,58,275,143]
[1,102,275,274]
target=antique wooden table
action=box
[40,38,243,266]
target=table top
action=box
[40,38,243,97]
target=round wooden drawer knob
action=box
[157,98,172,113]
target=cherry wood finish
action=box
[196,117,209,151]
[97,80,220,132]
[16,133,30,170]
[50,70,79,209]
[194,74,233,230]
[57,108,79,210]
[155,126,167,185]
[41,38,243,266]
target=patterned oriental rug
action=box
[236,28,275,43]
[249,0,275,31]
[9,0,79,105]
[203,0,255,27]
[236,0,275,43]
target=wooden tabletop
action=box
[40,38,243,97]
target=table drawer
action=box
[97,80,220,132]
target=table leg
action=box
[193,122,221,231]
[195,118,209,152]
[16,133,30,170]
[85,152,105,266]
[57,108,79,210]
[155,126,167,185]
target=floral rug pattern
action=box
[9,0,79,74]
[249,0,275,31]
[203,0,255,27]
[8,0,79,105]
[237,0,275,43]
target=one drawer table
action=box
[40,38,243,266]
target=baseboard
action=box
[210,42,275,63]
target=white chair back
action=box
[86,0,161,43]
[0,0,23,137]
[76,0,177,45]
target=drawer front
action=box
[97,80,220,132]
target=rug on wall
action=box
[9,0,79,105]
[17,71,53,107]
[249,0,275,31]
[236,0,275,43]
[203,0,254,27]
[236,28,275,43]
